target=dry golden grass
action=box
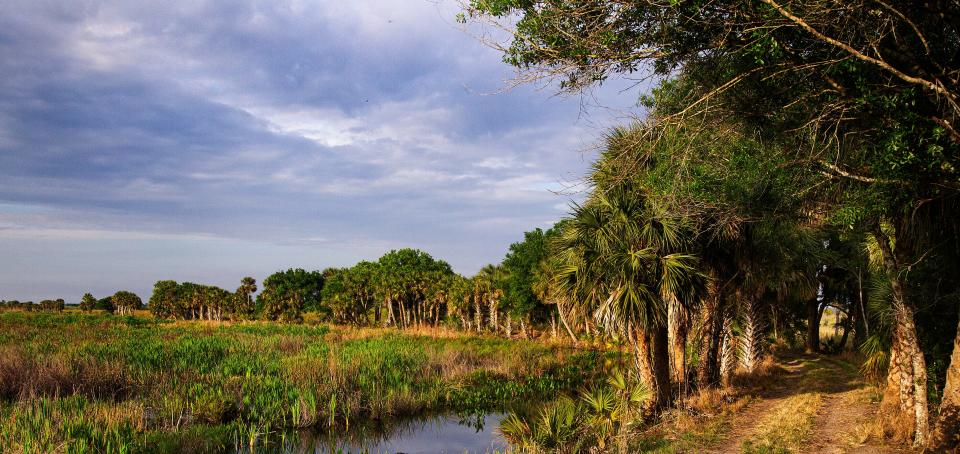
[0,346,130,401]
[741,392,823,453]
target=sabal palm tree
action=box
[555,183,703,409]
[533,258,580,343]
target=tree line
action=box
[135,244,562,335]
[1,292,142,315]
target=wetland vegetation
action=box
[0,311,606,452]
[3,0,960,452]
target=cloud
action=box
[0,0,642,301]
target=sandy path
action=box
[707,354,906,454]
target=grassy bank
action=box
[0,311,604,453]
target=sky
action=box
[0,0,643,302]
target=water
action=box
[254,413,510,453]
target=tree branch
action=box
[760,0,960,116]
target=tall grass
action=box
[0,311,602,452]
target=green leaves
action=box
[554,178,704,335]
[258,269,324,322]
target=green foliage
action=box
[148,280,179,318]
[38,299,65,312]
[258,268,324,322]
[233,276,258,319]
[500,226,560,320]
[499,368,649,452]
[377,248,459,328]
[110,290,142,316]
[78,293,97,312]
[554,180,704,333]
[321,261,381,326]
[0,311,599,452]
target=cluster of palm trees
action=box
[322,248,554,335]
[148,279,253,321]
[527,123,870,414]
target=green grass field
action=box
[0,311,604,453]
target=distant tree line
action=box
[0,299,65,312]
[1,292,141,315]
[132,244,564,335]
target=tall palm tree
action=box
[555,184,703,409]
[235,277,257,319]
[476,264,507,333]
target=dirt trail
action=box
[708,354,904,454]
[707,358,807,454]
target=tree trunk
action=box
[740,297,763,373]
[854,267,869,349]
[720,316,737,387]
[697,284,723,389]
[633,327,656,413]
[668,296,688,388]
[557,303,578,345]
[873,226,929,447]
[838,309,853,352]
[551,312,557,339]
[520,318,528,339]
[932,312,960,450]
[651,324,672,409]
[806,297,821,353]
[385,297,393,327]
[506,313,513,337]
[474,299,482,333]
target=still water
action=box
[250,413,510,454]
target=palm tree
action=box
[235,277,257,319]
[532,258,579,343]
[79,293,97,312]
[476,264,507,334]
[555,184,703,409]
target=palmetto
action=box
[554,182,702,409]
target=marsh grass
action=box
[0,311,601,452]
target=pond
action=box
[244,413,510,453]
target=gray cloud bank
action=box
[0,0,639,301]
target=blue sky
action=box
[0,0,641,301]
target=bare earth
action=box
[706,353,910,454]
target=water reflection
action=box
[243,413,509,454]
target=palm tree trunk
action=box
[740,297,763,373]
[633,327,656,413]
[873,226,929,447]
[384,297,393,327]
[668,297,688,388]
[651,324,672,409]
[697,285,723,389]
[474,298,482,333]
[720,316,737,387]
[932,311,960,450]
